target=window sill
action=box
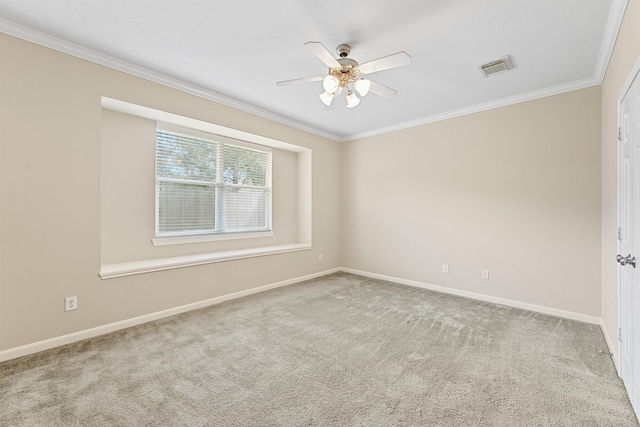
[152,230,274,246]
[99,243,311,279]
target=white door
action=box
[619,70,640,414]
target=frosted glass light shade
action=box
[354,78,371,96]
[345,90,360,108]
[322,75,340,94]
[319,91,334,106]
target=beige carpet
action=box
[1,272,637,426]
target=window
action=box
[155,124,272,239]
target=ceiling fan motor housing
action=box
[336,44,351,58]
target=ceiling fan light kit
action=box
[345,90,360,109]
[278,42,411,109]
[319,91,335,106]
[354,78,371,97]
[322,75,340,93]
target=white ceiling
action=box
[0,0,624,141]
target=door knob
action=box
[628,255,637,268]
[617,254,636,268]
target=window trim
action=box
[155,123,273,239]
[151,230,275,246]
[100,243,311,279]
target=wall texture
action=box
[0,34,341,352]
[342,87,602,317]
[601,0,640,364]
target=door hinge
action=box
[619,327,623,342]
[618,127,622,141]
[618,227,622,241]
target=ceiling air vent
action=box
[479,56,513,77]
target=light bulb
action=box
[319,91,334,106]
[346,90,360,108]
[322,75,339,94]
[354,78,371,97]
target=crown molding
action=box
[0,19,342,142]
[342,0,627,142]
[1,0,628,144]
[343,76,601,141]
[594,0,629,84]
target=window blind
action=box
[155,127,272,237]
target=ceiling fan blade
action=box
[305,41,341,69]
[358,52,411,75]
[368,80,398,99]
[276,75,323,86]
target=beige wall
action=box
[342,87,602,316]
[0,34,341,351]
[601,0,640,363]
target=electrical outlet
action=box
[318,253,323,261]
[442,264,449,273]
[65,296,77,312]
[482,270,489,280]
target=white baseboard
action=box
[0,268,341,363]
[600,318,620,374]
[1,267,611,364]
[340,267,602,325]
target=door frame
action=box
[617,55,640,403]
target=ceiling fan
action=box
[277,42,411,109]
